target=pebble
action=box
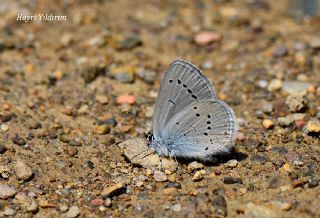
[282,81,311,94]
[226,159,238,168]
[272,45,288,58]
[101,180,128,197]
[112,71,135,83]
[91,198,104,206]
[116,95,136,105]
[267,175,291,189]
[194,32,222,46]
[105,198,112,207]
[26,200,38,212]
[164,182,181,189]
[81,65,105,83]
[0,185,17,199]
[94,125,110,135]
[118,138,160,168]
[171,203,182,212]
[277,115,294,127]
[0,124,9,132]
[14,160,33,181]
[0,144,7,154]
[12,135,26,146]
[193,170,206,181]
[236,132,246,141]
[66,206,80,218]
[223,177,243,184]
[116,36,142,50]
[267,79,282,92]
[153,170,168,182]
[305,120,320,134]
[187,161,204,171]
[137,70,157,84]
[251,154,267,165]
[4,208,15,216]
[257,80,268,89]
[96,95,109,104]
[308,178,319,188]
[285,92,307,112]
[66,146,78,157]
[262,103,273,114]
[262,119,274,129]
[69,139,82,146]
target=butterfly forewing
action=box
[153,60,216,139]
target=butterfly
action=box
[148,60,238,161]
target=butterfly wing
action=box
[161,99,238,160]
[153,60,216,140]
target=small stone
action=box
[282,81,311,94]
[0,144,7,154]
[285,152,302,163]
[262,119,274,129]
[193,170,206,181]
[201,61,213,69]
[310,37,320,49]
[105,198,112,207]
[268,79,282,92]
[118,138,160,168]
[96,95,109,104]
[113,71,135,83]
[116,36,142,50]
[63,106,73,116]
[226,159,238,168]
[262,103,273,114]
[267,175,292,189]
[245,202,278,218]
[172,204,182,212]
[137,70,157,84]
[277,116,294,127]
[257,80,268,89]
[308,178,318,188]
[236,132,245,141]
[26,200,38,212]
[271,146,288,155]
[187,161,204,171]
[101,180,128,197]
[66,146,78,157]
[66,206,80,218]
[94,125,110,135]
[0,185,17,199]
[305,120,320,134]
[194,32,222,46]
[69,139,82,146]
[164,182,181,189]
[292,177,308,188]
[153,170,168,182]
[223,177,243,184]
[91,198,104,206]
[4,208,15,216]
[81,65,105,83]
[285,92,307,112]
[251,154,267,165]
[14,160,33,181]
[116,95,136,105]
[12,135,26,146]
[0,124,9,132]
[60,205,69,212]
[273,45,288,57]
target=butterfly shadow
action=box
[177,148,248,167]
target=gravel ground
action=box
[0,0,320,217]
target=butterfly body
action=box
[150,60,238,161]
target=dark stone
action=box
[12,135,26,146]
[251,154,267,164]
[223,177,243,184]
[81,65,106,83]
[271,146,288,155]
[69,139,82,146]
[87,161,95,169]
[285,152,302,163]
[0,113,16,122]
[308,178,318,188]
[117,36,142,50]
[164,182,181,189]
[0,145,7,154]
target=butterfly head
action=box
[147,133,170,157]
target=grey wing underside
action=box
[162,100,238,160]
[153,60,216,139]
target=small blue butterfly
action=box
[149,60,238,161]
